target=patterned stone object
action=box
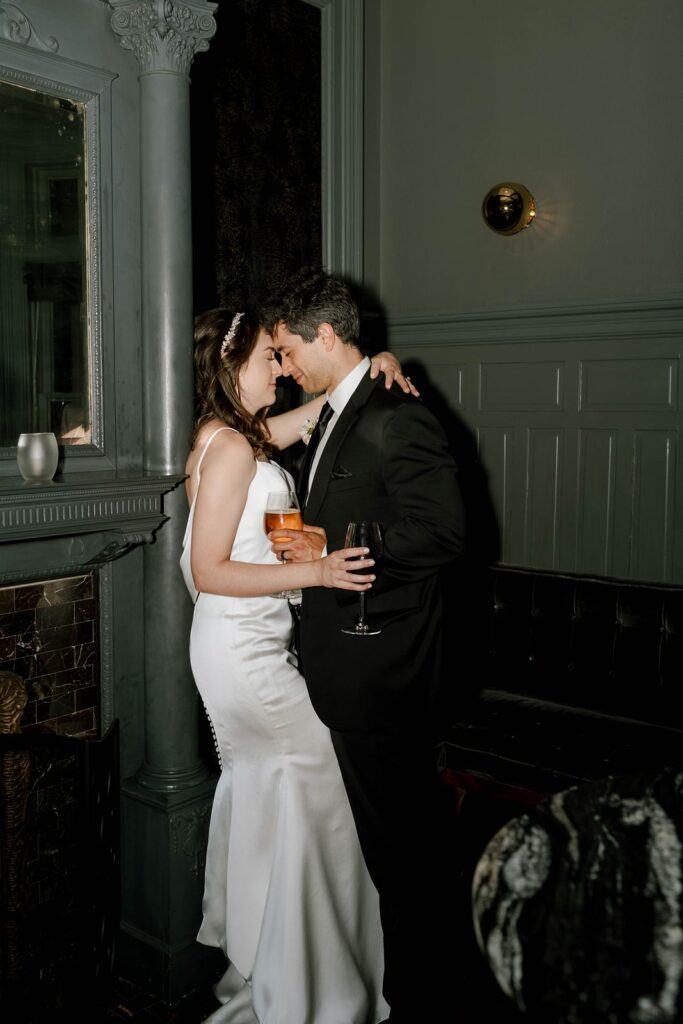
[473,768,683,1023]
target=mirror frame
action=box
[0,38,116,469]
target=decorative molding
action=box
[386,298,683,349]
[0,473,185,542]
[85,93,105,455]
[99,561,114,732]
[109,0,217,77]
[170,804,212,878]
[0,3,58,52]
[0,40,115,95]
[84,532,158,564]
[1,495,161,537]
[0,533,155,584]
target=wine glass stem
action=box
[358,591,366,628]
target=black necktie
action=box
[297,401,334,507]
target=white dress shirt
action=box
[306,356,370,498]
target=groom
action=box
[269,268,465,1022]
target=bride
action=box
[180,307,410,1024]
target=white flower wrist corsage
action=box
[298,417,318,446]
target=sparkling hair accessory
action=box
[220,312,244,358]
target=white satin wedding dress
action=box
[180,428,388,1024]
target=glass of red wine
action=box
[341,521,383,636]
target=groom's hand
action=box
[269,524,327,562]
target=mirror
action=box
[0,79,90,448]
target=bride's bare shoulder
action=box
[185,423,254,503]
[189,422,254,473]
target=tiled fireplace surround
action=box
[0,473,184,730]
[0,573,98,736]
[0,472,186,1012]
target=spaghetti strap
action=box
[195,426,238,482]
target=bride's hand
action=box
[316,548,376,590]
[370,352,420,396]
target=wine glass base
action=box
[340,624,382,636]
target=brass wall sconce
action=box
[482,183,536,235]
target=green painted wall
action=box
[366,0,683,314]
[365,0,683,583]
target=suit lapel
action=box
[304,369,378,523]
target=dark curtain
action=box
[190,0,322,315]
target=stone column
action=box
[109,0,219,1000]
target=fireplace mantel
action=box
[0,472,186,584]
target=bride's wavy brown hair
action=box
[192,307,274,457]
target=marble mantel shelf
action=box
[0,471,187,585]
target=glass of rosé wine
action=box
[264,490,302,599]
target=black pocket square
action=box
[331,465,353,480]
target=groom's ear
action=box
[316,323,336,351]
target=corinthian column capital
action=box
[109,0,217,76]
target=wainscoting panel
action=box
[524,428,564,569]
[479,362,563,412]
[389,300,683,583]
[630,430,677,582]
[478,427,517,561]
[416,360,465,409]
[576,429,617,577]
[580,358,678,413]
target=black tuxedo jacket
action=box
[299,369,465,732]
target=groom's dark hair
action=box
[270,267,360,345]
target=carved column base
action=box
[136,760,209,791]
[119,774,220,1001]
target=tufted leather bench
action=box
[442,565,683,800]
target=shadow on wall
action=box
[402,358,501,569]
[403,357,502,711]
[354,278,501,569]
[353,279,502,711]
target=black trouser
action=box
[330,726,459,1021]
